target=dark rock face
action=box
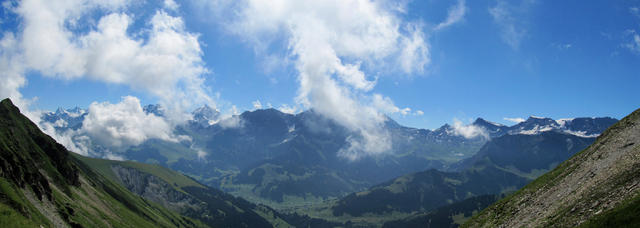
[0,98,79,201]
[109,164,275,228]
[111,165,200,213]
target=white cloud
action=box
[209,105,244,129]
[0,32,30,115]
[371,93,413,116]
[252,100,263,110]
[229,105,240,115]
[434,0,467,31]
[504,117,526,123]
[0,0,213,125]
[211,0,431,160]
[81,96,187,150]
[40,121,91,155]
[624,31,640,54]
[0,0,219,156]
[196,149,207,160]
[400,107,411,116]
[38,96,190,156]
[164,0,179,11]
[372,94,400,113]
[489,0,530,49]
[414,110,424,116]
[631,7,640,18]
[450,118,488,139]
[218,116,243,129]
[278,104,299,114]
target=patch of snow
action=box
[563,130,599,138]
[555,118,574,127]
[515,125,555,135]
[486,120,505,127]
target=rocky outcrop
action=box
[111,165,201,214]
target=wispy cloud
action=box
[451,119,488,139]
[631,6,640,18]
[278,104,299,115]
[624,30,640,54]
[164,0,179,11]
[252,100,263,110]
[435,0,467,31]
[553,43,573,51]
[210,0,433,160]
[488,0,535,50]
[504,117,526,123]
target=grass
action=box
[0,202,41,227]
[74,154,205,190]
[0,177,51,227]
[579,191,640,228]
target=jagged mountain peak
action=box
[472,117,504,127]
[191,104,220,126]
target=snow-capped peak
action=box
[192,104,220,126]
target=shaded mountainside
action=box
[43,104,616,206]
[75,155,292,228]
[452,131,596,175]
[382,195,501,228]
[1,98,339,228]
[175,109,485,203]
[0,99,204,227]
[464,108,640,227]
[331,131,597,218]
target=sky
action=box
[1,0,639,133]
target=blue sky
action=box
[3,0,640,130]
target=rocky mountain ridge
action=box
[463,107,640,227]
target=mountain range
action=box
[41,105,617,208]
[324,131,595,226]
[0,99,204,227]
[0,98,343,227]
[6,97,636,227]
[464,107,640,227]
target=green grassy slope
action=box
[463,108,640,227]
[76,154,288,228]
[0,98,205,228]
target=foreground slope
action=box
[75,155,293,228]
[464,108,640,227]
[0,99,203,227]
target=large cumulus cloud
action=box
[205,0,461,160]
[0,0,214,156]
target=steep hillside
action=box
[75,155,290,228]
[464,108,640,227]
[0,99,204,227]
